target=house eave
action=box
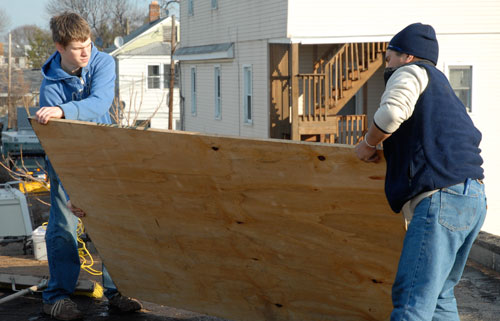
[269,36,392,45]
[173,43,234,61]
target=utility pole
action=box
[7,32,15,129]
[168,15,176,130]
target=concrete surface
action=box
[456,261,500,321]
[469,231,500,274]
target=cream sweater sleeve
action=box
[373,65,429,134]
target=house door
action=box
[269,44,291,139]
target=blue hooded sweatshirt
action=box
[39,43,115,124]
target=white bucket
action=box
[32,226,47,261]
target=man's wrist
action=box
[57,106,65,118]
[364,134,377,149]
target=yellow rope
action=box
[77,219,102,276]
[39,215,103,297]
[39,219,102,275]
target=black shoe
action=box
[108,293,142,313]
[43,298,83,320]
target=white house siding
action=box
[182,62,239,135]
[178,0,287,138]
[238,40,269,138]
[437,34,500,236]
[116,56,181,130]
[182,40,269,139]
[288,0,500,41]
[180,0,288,47]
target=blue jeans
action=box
[43,160,118,303]
[391,179,486,321]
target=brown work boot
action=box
[108,293,142,313]
[43,298,83,320]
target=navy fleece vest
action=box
[382,62,483,213]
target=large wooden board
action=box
[31,119,404,321]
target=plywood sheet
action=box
[31,119,404,321]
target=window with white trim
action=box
[188,0,194,15]
[214,66,221,119]
[211,0,218,9]
[147,65,160,89]
[449,65,472,112]
[243,65,252,124]
[191,66,197,115]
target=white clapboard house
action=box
[109,1,180,129]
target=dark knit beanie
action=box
[388,23,439,65]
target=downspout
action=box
[179,62,185,131]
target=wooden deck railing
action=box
[297,73,326,121]
[297,42,387,119]
[333,114,367,145]
[315,42,387,109]
[297,114,367,145]
[293,42,386,142]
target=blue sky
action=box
[2,0,49,30]
[1,0,170,31]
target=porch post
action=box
[290,43,300,141]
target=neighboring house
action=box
[109,1,180,129]
[0,43,30,69]
[174,0,500,235]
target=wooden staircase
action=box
[294,42,387,143]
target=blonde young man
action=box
[36,12,141,320]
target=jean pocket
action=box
[439,187,478,231]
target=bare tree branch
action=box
[45,0,145,49]
[0,8,11,33]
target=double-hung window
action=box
[147,65,160,89]
[449,65,472,112]
[214,66,221,119]
[243,65,253,124]
[211,0,218,10]
[191,66,197,115]
[188,0,194,15]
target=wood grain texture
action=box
[31,119,404,321]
